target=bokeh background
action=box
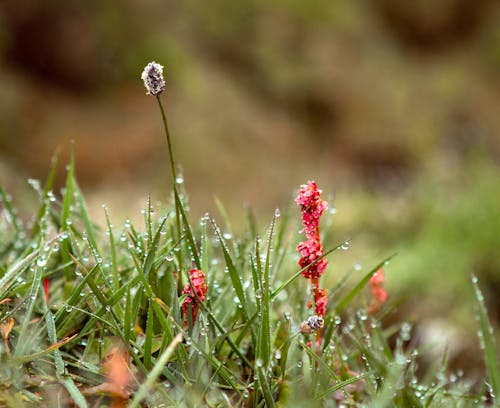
[1,0,500,377]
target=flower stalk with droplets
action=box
[141,61,183,289]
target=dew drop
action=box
[37,257,47,267]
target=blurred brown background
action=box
[1,0,500,373]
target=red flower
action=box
[369,268,388,314]
[296,181,331,324]
[297,237,328,279]
[296,181,329,280]
[181,269,208,324]
[314,289,329,317]
[295,181,328,239]
[370,269,385,286]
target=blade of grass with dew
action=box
[129,332,183,408]
[144,300,154,370]
[200,215,209,278]
[143,216,169,278]
[103,206,119,292]
[31,152,59,238]
[174,188,201,269]
[13,250,46,357]
[43,297,88,408]
[54,263,99,328]
[130,249,189,370]
[209,216,247,312]
[0,187,22,236]
[59,147,76,282]
[170,320,241,389]
[256,365,276,408]
[335,254,396,314]
[0,249,39,299]
[473,275,500,401]
[124,287,132,346]
[257,211,278,368]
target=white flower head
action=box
[141,61,165,96]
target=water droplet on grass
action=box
[37,257,47,267]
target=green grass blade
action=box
[13,254,45,357]
[31,151,59,238]
[60,147,75,231]
[44,297,88,408]
[0,187,22,237]
[144,300,154,370]
[129,332,183,408]
[143,216,169,277]
[103,206,119,291]
[257,365,276,408]
[209,216,247,311]
[174,188,201,269]
[472,276,500,401]
[0,249,39,299]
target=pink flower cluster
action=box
[368,268,388,314]
[181,269,208,324]
[314,288,329,317]
[296,181,328,280]
[296,181,329,318]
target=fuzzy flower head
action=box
[141,61,165,96]
[181,269,208,324]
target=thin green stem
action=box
[156,95,183,289]
[156,95,177,184]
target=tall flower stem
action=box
[156,95,183,289]
[156,96,177,185]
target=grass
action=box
[0,70,498,407]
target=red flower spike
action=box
[314,289,329,317]
[296,181,329,280]
[369,268,388,314]
[181,269,208,325]
[296,181,331,325]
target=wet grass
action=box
[0,76,498,406]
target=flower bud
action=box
[141,61,165,95]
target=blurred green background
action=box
[1,0,499,374]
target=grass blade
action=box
[130,332,183,408]
[473,276,500,401]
